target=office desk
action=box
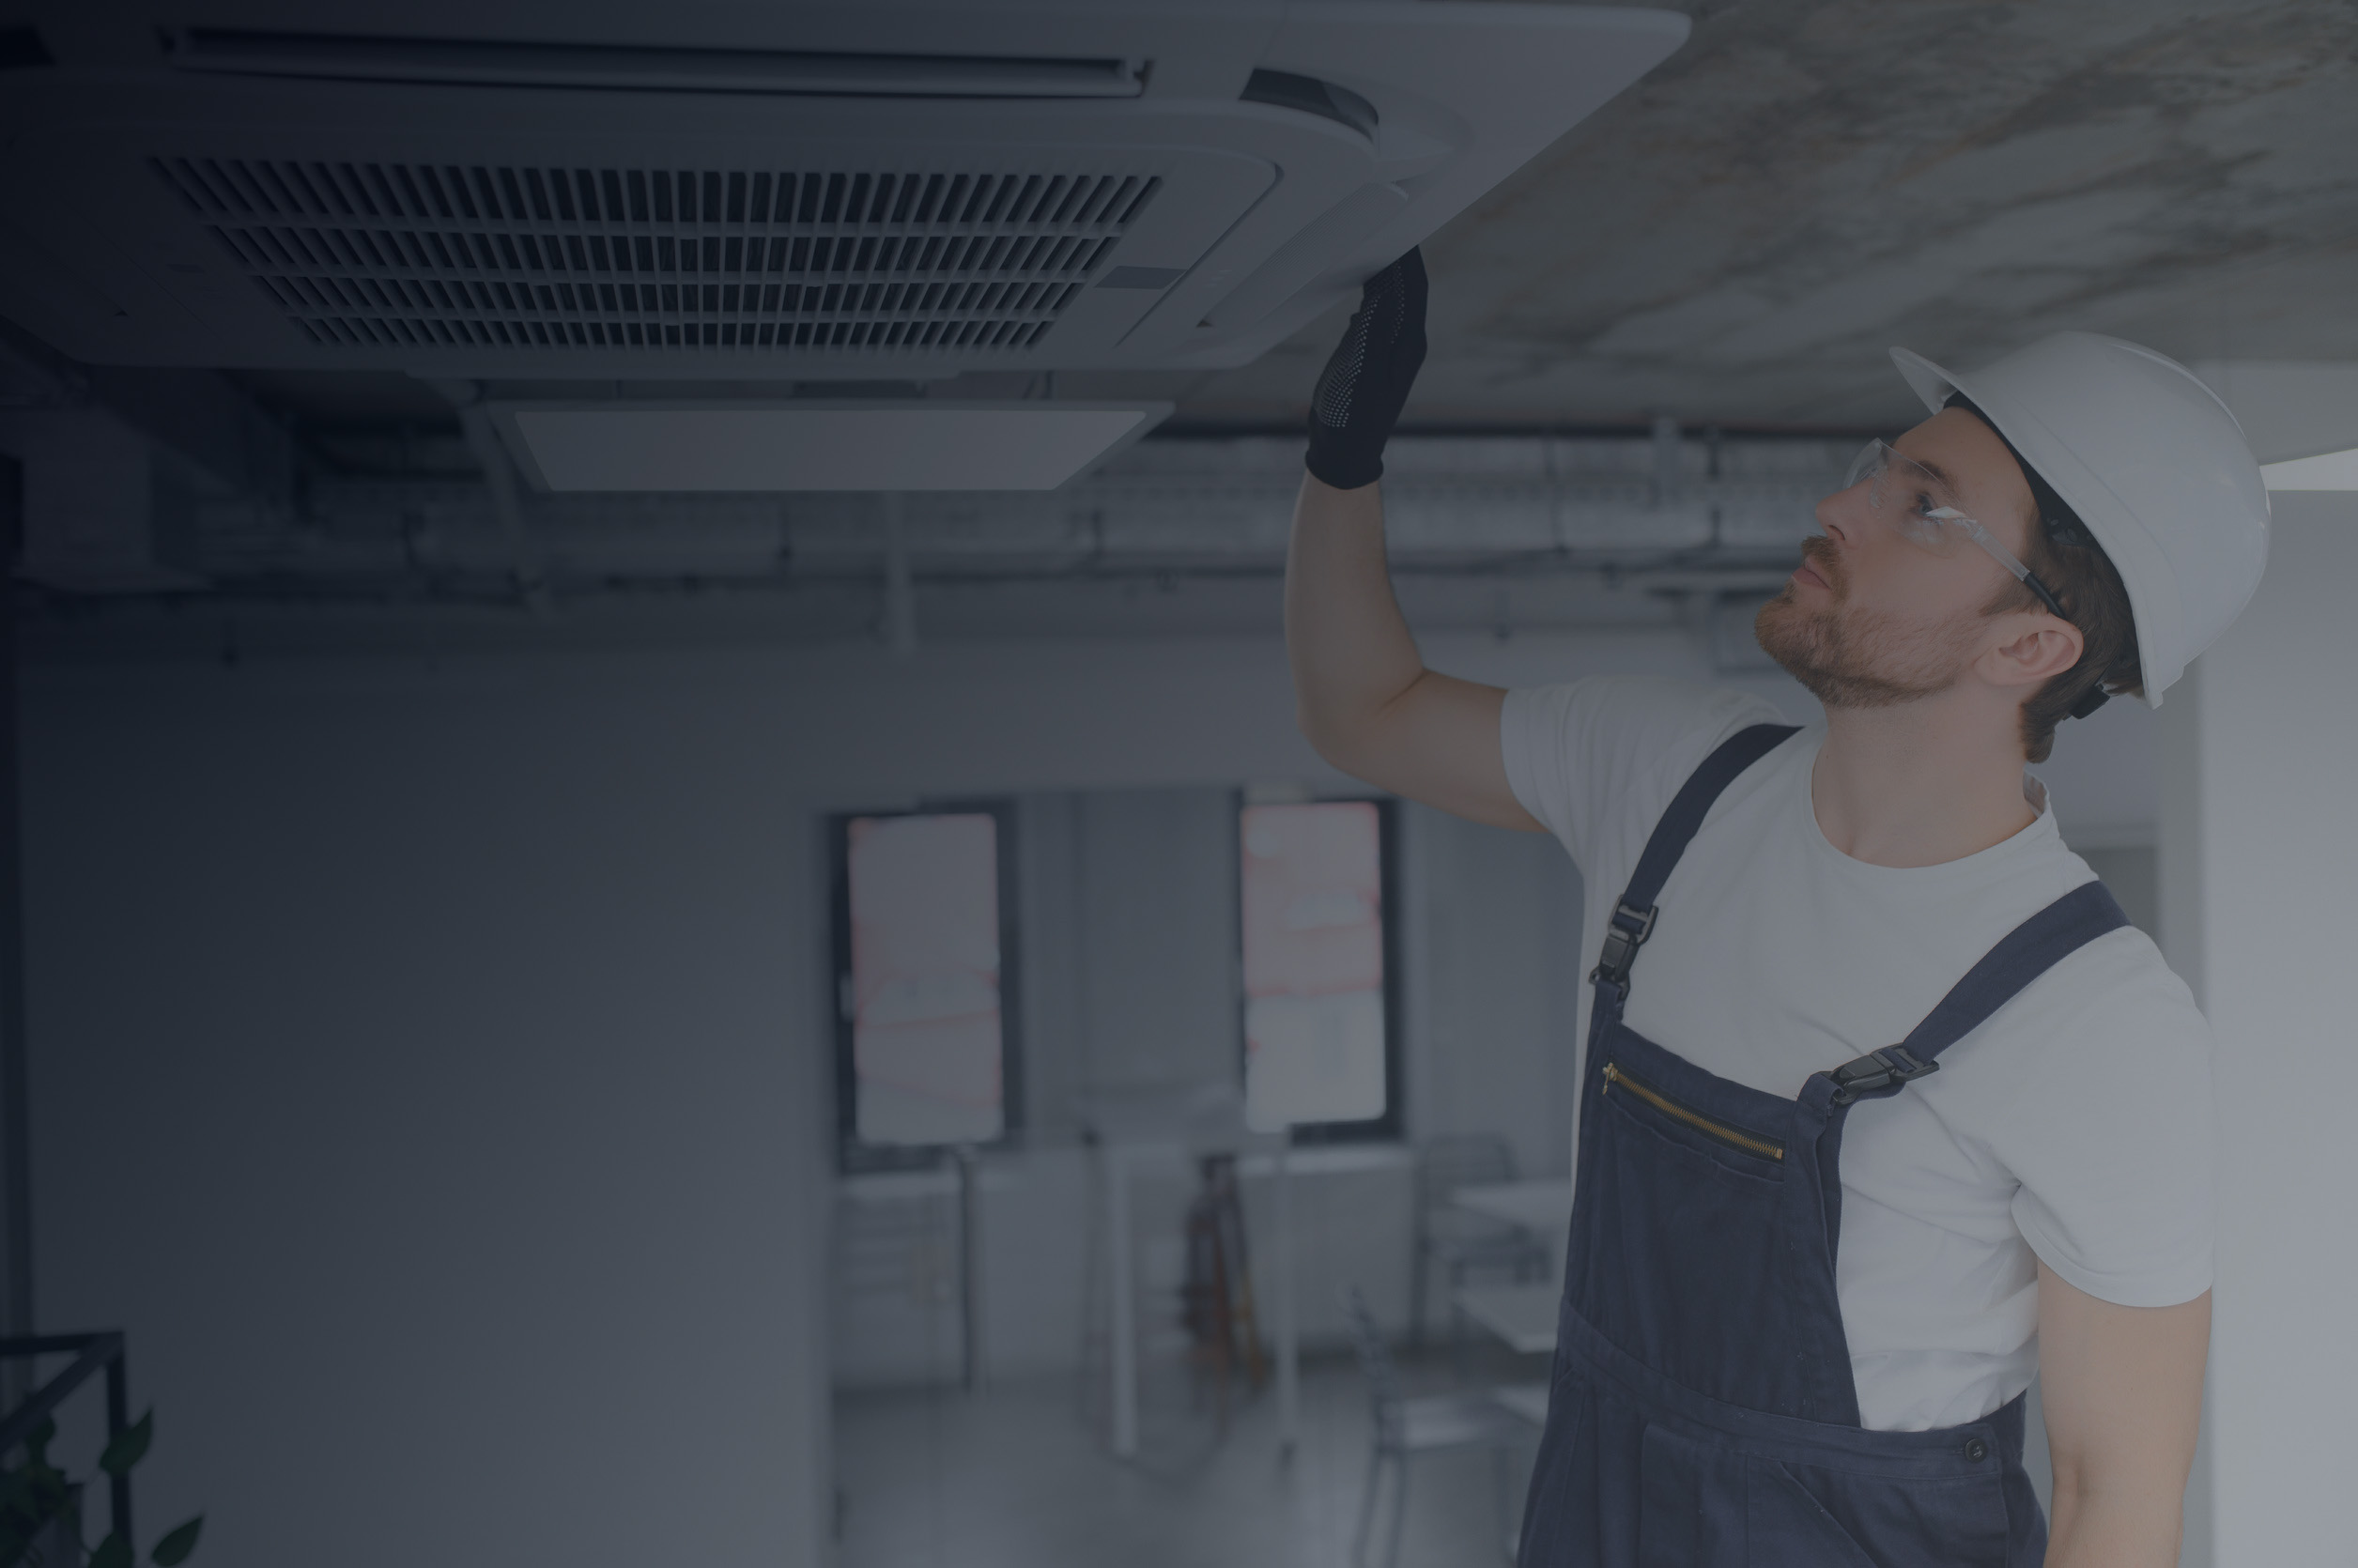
[1451,1177,1574,1276]
[1455,1281,1562,1355]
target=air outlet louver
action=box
[148,157,1164,355]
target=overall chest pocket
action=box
[1604,1061,1786,1164]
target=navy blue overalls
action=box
[1518,724,2129,1568]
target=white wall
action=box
[2159,495,2358,1566]
[17,614,2167,1563]
[23,655,837,1568]
[1068,789,1243,1098]
[1410,805,1586,1181]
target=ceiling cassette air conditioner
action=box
[0,0,1686,378]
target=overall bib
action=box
[1518,724,2129,1568]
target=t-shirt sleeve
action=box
[1500,675,1789,876]
[1984,936,2216,1308]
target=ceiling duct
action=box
[0,0,1686,378]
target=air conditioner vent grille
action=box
[149,158,1164,356]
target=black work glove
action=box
[1304,248,1427,490]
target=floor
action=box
[836,1343,1548,1568]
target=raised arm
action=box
[1286,251,1543,833]
[2037,1261,2210,1567]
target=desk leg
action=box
[1107,1145,1138,1458]
[955,1145,983,1394]
[1275,1141,1298,1454]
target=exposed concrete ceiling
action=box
[1150,0,2358,431]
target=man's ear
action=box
[1985,616,2084,692]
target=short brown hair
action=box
[1987,524,2141,764]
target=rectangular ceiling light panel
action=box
[493,400,1172,491]
[0,0,1685,376]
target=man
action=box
[1287,251,2269,1567]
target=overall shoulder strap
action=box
[1821,879,2133,1105]
[1590,721,1801,1006]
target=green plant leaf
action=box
[89,1531,131,1568]
[23,1421,53,1467]
[0,1464,38,1515]
[98,1412,152,1478]
[150,1515,201,1567]
[0,1447,75,1568]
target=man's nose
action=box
[1815,487,1861,546]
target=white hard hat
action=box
[1888,331,2270,706]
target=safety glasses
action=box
[1843,439,2070,621]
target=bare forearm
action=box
[2045,1481,2184,1568]
[1279,252,1534,828]
[1284,472,1426,757]
[2038,1269,2207,1568]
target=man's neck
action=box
[1812,695,2037,869]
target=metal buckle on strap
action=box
[1587,900,1658,991]
[1827,1046,1940,1106]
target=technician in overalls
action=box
[1287,253,2268,1566]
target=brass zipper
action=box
[1603,1062,1784,1161]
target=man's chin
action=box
[1752,597,1808,666]
[1752,601,1860,704]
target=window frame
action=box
[1232,792,1404,1145]
[827,799,1025,1175]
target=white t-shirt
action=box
[1501,675,2214,1433]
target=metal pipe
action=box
[0,453,30,1391]
[881,494,918,661]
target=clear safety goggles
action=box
[1843,439,2069,621]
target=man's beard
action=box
[1754,538,1980,709]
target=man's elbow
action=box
[1294,702,1349,764]
[1295,701,1374,776]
